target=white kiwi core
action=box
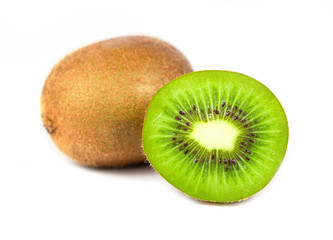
[190,120,240,151]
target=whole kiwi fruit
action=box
[41,36,193,167]
[143,70,288,202]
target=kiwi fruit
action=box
[41,36,193,167]
[142,70,288,202]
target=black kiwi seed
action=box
[179,111,185,115]
[175,116,181,120]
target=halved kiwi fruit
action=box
[143,70,288,202]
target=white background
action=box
[1,0,332,239]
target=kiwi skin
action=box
[41,35,193,167]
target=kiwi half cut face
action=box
[143,70,288,202]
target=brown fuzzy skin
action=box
[41,36,193,167]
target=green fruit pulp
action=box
[143,70,289,202]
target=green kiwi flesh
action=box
[142,70,289,202]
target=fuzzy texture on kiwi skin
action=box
[41,35,193,167]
